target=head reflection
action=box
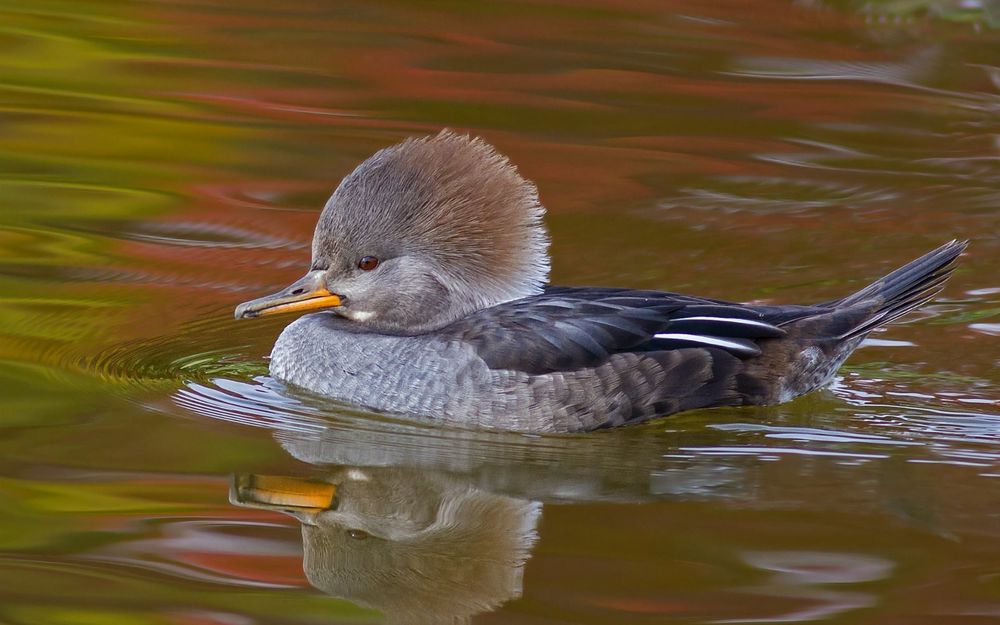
[231,466,540,624]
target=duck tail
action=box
[826,239,967,340]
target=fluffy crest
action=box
[314,130,550,308]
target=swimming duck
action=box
[235,131,966,433]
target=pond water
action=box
[1,1,999,623]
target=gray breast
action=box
[269,313,479,420]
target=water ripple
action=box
[121,221,302,251]
[659,175,898,215]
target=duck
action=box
[235,130,967,433]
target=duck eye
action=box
[358,256,379,271]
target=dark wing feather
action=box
[444,286,814,375]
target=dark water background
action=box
[1,1,999,623]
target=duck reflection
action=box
[230,466,540,624]
[223,402,748,624]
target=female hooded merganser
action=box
[235,131,966,433]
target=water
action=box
[1,0,999,623]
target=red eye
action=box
[358,256,379,271]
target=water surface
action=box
[1,1,999,623]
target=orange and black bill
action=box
[235,270,341,319]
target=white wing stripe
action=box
[672,316,777,330]
[653,332,759,353]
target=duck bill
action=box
[234,271,341,319]
[230,474,338,514]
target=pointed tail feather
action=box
[827,239,967,340]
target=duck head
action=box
[235,131,549,334]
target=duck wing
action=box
[446,286,817,376]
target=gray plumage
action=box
[240,131,968,433]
